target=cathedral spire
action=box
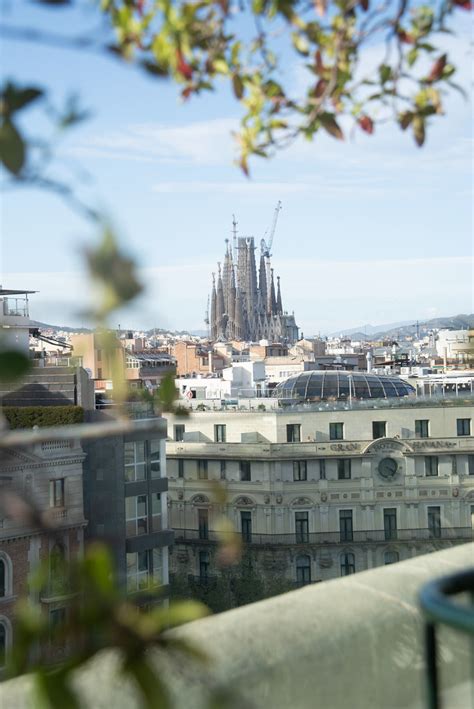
[210,273,217,340]
[270,268,277,315]
[276,275,283,315]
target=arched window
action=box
[0,622,6,669]
[296,555,311,586]
[340,552,355,576]
[384,550,399,565]
[0,560,5,598]
[0,553,12,599]
[0,618,11,670]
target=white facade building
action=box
[166,399,474,586]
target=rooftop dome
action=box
[273,370,415,402]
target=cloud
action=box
[68,118,239,166]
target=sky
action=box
[1,1,472,336]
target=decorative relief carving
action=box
[191,494,210,505]
[276,495,283,504]
[320,492,327,502]
[292,497,313,507]
[235,496,254,507]
[264,495,270,504]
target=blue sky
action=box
[1,2,472,335]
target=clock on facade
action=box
[378,457,398,479]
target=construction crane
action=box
[260,200,282,258]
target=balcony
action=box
[3,544,473,708]
[173,527,474,546]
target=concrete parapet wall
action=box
[2,544,473,708]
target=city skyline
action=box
[1,4,472,335]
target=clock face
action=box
[378,457,398,479]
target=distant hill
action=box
[30,320,92,333]
[332,314,474,341]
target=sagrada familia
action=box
[209,234,299,343]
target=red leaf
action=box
[176,50,193,80]
[427,54,447,82]
[314,79,327,98]
[358,115,374,134]
[398,29,415,44]
[360,0,369,10]
[452,0,471,8]
[181,86,193,101]
[315,50,324,75]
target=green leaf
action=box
[36,670,81,709]
[0,350,31,381]
[407,48,418,67]
[1,84,43,116]
[379,64,392,84]
[232,74,244,100]
[125,657,169,709]
[141,60,168,77]
[319,112,344,140]
[413,115,425,146]
[0,119,25,175]
[156,372,178,411]
[292,33,310,57]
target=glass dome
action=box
[273,370,415,402]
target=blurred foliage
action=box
[8,543,210,709]
[2,405,85,428]
[0,0,470,182]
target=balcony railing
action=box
[173,527,474,546]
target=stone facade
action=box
[165,401,474,588]
[0,438,87,670]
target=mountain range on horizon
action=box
[32,313,474,342]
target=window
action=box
[197,459,208,480]
[451,455,458,475]
[319,459,326,480]
[199,551,210,579]
[241,511,252,543]
[457,418,471,436]
[220,460,226,480]
[340,552,355,576]
[125,495,148,537]
[339,510,353,542]
[329,422,344,441]
[337,459,351,480]
[240,461,251,482]
[415,420,430,438]
[295,511,309,543]
[384,550,399,565]
[469,455,474,476]
[0,622,6,669]
[151,493,162,532]
[296,555,311,586]
[174,424,185,442]
[286,424,301,443]
[49,479,65,508]
[384,508,397,541]
[0,560,5,598]
[372,421,386,439]
[198,509,209,540]
[293,461,307,481]
[425,456,439,477]
[178,459,184,478]
[127,551,149,592]
[97,367,102,379]
[428,506,441,539]
[49,543,66,596]
[214,424,226,443]
[150,439,161,478]
[124,441,146,482]
[49,607,66,643]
